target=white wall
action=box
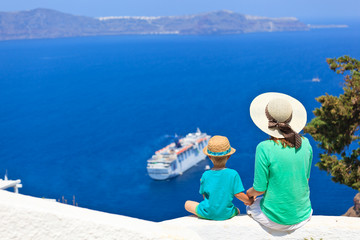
[0,190,200,239]
[162,214,360,240]
[1,190,359,240]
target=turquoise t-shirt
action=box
[196,168,244,220]
[253,137,313,225]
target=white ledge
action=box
[1,190,359,239]
[162,215,360,240]
[0,190,197,239]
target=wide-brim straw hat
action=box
[249,92,307,138]
[203,135,236,157]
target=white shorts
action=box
[246,197,312,231]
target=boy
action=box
[184,135,253,220]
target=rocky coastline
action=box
[0,9,310,41]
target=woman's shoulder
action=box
[256,139,276,149]
[301,136,310,144]
[300,136,312,149]
[256,137,311,149]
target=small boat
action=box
[147,128,210,180]
[312,77,320,82]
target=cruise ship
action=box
[147,129,210,180]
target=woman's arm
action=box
[251,143,269,198]
[246,187,265,198]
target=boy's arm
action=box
[246,187,265,198]
[235,192,254,206]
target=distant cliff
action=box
[0,8,310,41]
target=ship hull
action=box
[147,150,207,180]
[147,170,177,180]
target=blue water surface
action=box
[0,24,359,221]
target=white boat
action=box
[147,128,210,180]
[312,77,321,82]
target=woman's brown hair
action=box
[270,136,303,148]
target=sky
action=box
[1,0,359,21]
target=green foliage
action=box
[304,56,360,191]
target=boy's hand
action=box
[235,192,255,205]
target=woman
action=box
[246,92,313,231]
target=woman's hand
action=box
[246,187,265,199]
[246,188,254,198]
[243,196,255,206]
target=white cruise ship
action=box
[147,129,210,180]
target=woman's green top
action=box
[253,137,313,225]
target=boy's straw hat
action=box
[203,135,236,157]
[249,92,307,140]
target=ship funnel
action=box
[174,134,182,148]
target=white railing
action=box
[0,174,22,194]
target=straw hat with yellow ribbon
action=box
[203,135,236,157]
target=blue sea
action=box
[0,22,359,222]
